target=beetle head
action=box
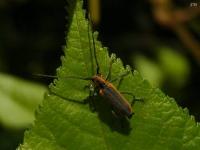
[91,75,106,88]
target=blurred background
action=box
[0,0,199,149]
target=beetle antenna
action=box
[33,74,91,80]
[88,14,100,75]
[88,15,95,75]
[33,74,58,78]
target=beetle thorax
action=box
[91,75,106,88]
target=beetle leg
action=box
[106,56,115,81]
[120,91,144,106]
[48,89,86,104]
[116,78,123,89]
[83,83,95,111]
[111,70,130,83]
[111,70,131,89]
[84,85,90,91]
[87,86,97,112]
[131,97,144,106]
[120,91,134,96]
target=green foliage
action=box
[158,48,190,88]
[134,55,164,87]
[0,73,46,129]
[19,1,200,149]
[134,47,190,89]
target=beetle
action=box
[91,74,133,118]
[76,16,137,119]
[36,14,139,119]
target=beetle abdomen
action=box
[100,85,133,118]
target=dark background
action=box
[0,0,199,149]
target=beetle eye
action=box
[99,83,105,88]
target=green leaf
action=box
[19,1,200,150]
[158,47,190,88]
[134,55,164,87]
[0,73,46,129]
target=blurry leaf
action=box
[158,48,190,87]
[19,1,200,150]
[134,55,164,87]
[0,73,46,129]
